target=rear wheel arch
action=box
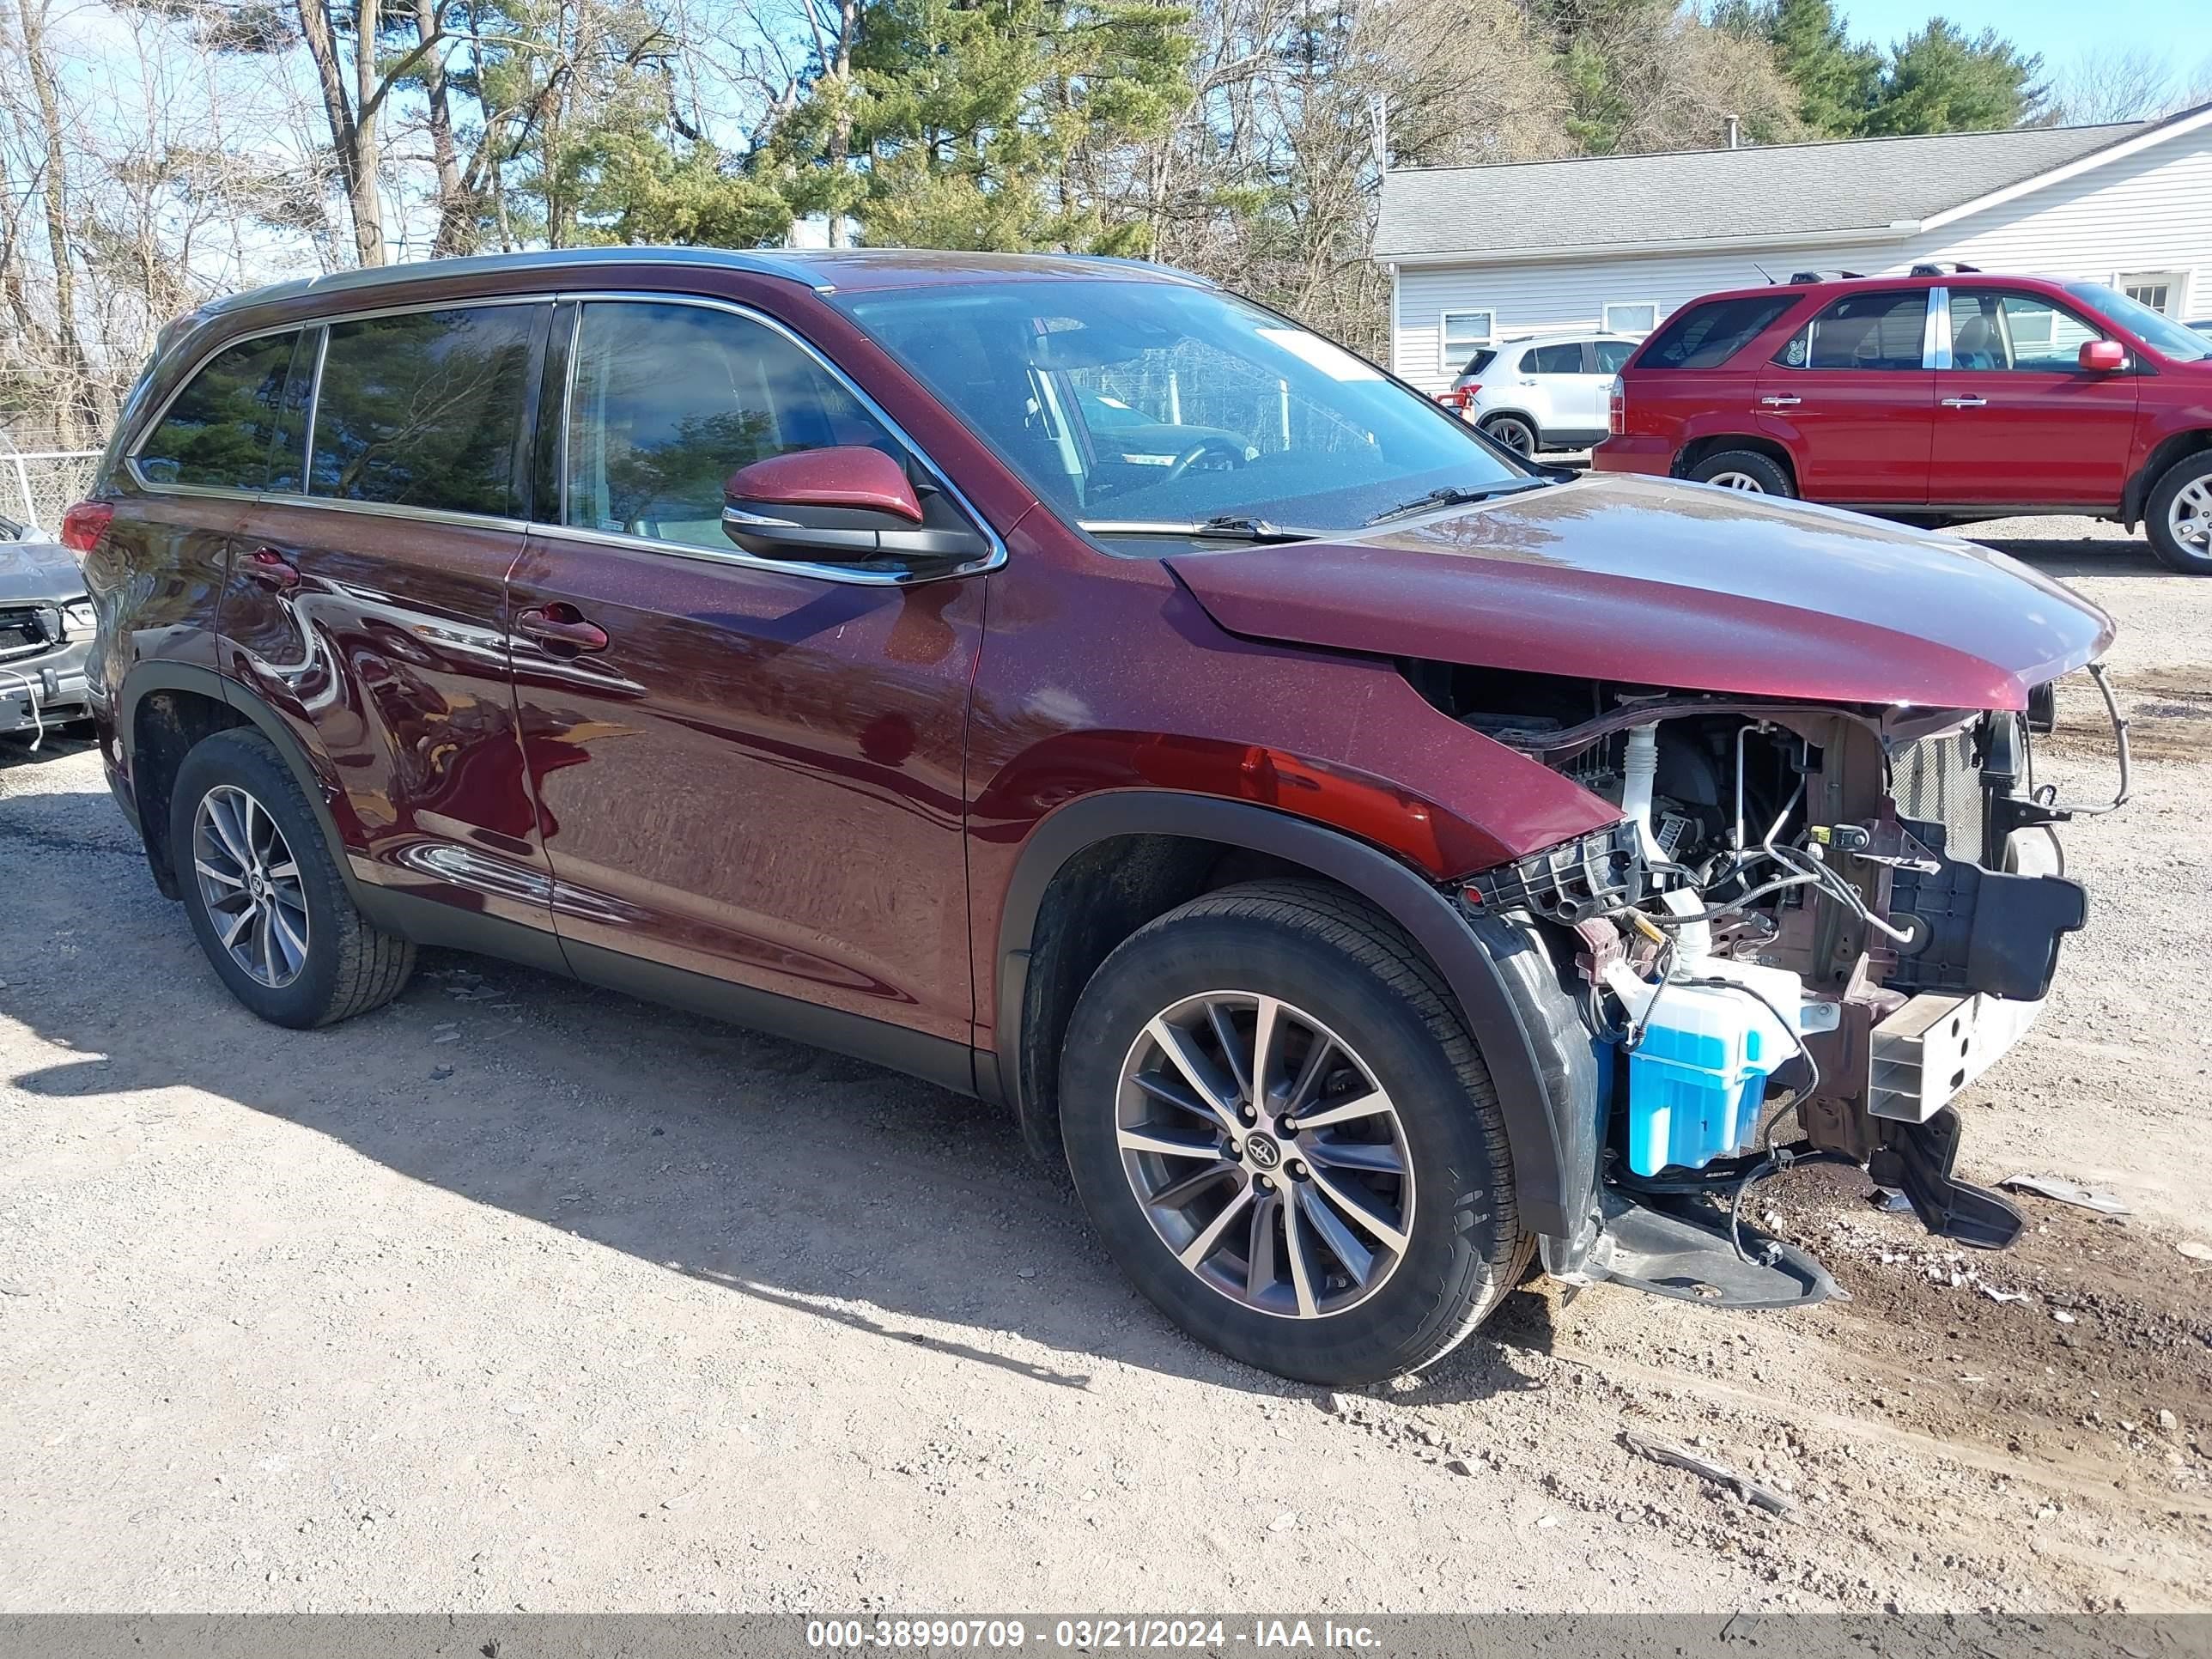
[1675,433,1798,489]
[1476,410,1540,453]
[122,665,357,905]
[990,793,1581,1237]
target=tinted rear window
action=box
[1638,296,1796,370]
[308,305,540,517]
[1778,289,1927,370]
[1457,349,1497,378]
[137,331,301,490]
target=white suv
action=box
[1440,332,1641,456]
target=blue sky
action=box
[1839,0,2198,66]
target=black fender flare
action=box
[118,661,367,906]
[993,793,1582,1237]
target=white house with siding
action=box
[1377,105,2212,396]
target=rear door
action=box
[1757,288,1936,503]
[216,300,561,956]
[1620,295,1797,455]
[504,295,987,1061]
[1932,287,2138,508]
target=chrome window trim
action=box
[1923,285,1951,369]
[233,493,531,536]
[544,289,1006,586]
[527,519,977,586]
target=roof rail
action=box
[202,246,825,318]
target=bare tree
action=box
[2051,46,2183,125]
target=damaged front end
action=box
[1437,663,2131,1310]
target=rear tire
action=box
[1480,414,1537,456]
[170,728,415,1028]
[1687,449,1794,496]
[2144,451,2212,574]
[1059,879,1527,1385]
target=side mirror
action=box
[2079,339,2128,374]
[723,447,989,574]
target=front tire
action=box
[171,728,416,1028]
[1687,449,1794,495]
[2145,451,2212,574]
[1060,880,1526,1384]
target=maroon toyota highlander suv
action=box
[1595,270,2212,573]
[72,249,2126,1383]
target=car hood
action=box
[1162,473,2112,710]
[0,534,86,605]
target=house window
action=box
[2117,272,2185,318]
[1439,310,1494,372]
[1602,301,1658,336]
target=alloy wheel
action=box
[191,783,311,988]
[1705,470,1767,492]
[1485,417,1535,456]
[1115,991,1414,1319]
[2171,477,2212,552]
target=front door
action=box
[505,296,987,1059]
[1932,288,2140,508]
[1758,288,1935,503]
[217,301,557,948]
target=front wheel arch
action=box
[991,793,1588,1239]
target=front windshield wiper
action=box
[1363,479,1547,527]
[1079,516,1322,544]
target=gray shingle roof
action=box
[1376,121,2148,260]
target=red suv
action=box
[1596,271,2212,573]
[73,249,2121,1383]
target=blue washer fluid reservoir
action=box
[1602,958,1804,1176]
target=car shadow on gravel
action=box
[7,912,1545,1408]
[1975,538,2172,580]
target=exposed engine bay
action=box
[1410,659,2133,1310]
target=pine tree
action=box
[1861,20,2048,136]
[757,0,1192,252]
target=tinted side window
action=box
[309,306,539,516]
[1592,341,1635,373]
[1778,290,1927,370]
[1639,296,1796,370]
[562,301,899,550]
[137,331,301,490]
[1526,343,1583,374]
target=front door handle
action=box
[244,545,300,590]
[1759,395,1801,407]
[515,604,610,653]
[1942,396,1988,408]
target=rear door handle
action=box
[1942,396,1988,408]
[515,604,609,653]
[1759,395,1801,407]
[244,545,300,590]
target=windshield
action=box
[833,279,1525,535]
[2067,283,2212,362]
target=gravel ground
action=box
[2,517,2208,1613]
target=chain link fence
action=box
[2,448,103,533]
